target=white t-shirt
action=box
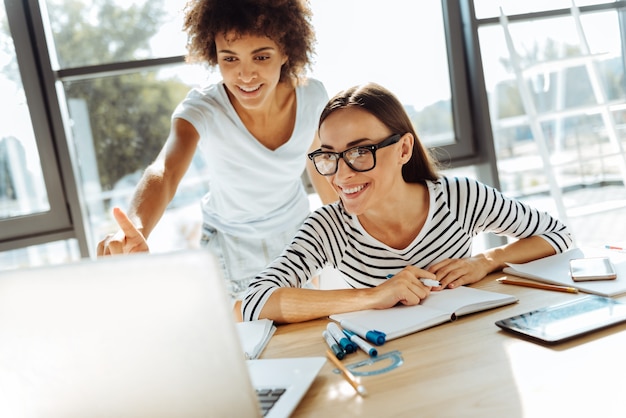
[172,78,328,238]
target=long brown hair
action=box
[319,82,439,183]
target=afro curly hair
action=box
[182,0,316,84]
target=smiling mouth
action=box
[238,85,261,93]
[340,184,366,195]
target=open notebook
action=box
[331,285,518,341]
[0,250,324,418]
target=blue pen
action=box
[343,329,378,357]
[322,330,346,359]
[327,322,357,354]
[338,320,386,346]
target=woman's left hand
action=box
[427,256,491,289]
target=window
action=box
[0,0,81,254]
[44,0,188,68]
[0,4,49,220]
[311,1,466,151]
[474,0,617,19]
[43,0,213,255]
[473,0,626,247]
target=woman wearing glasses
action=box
[97,0,336,299]
[242,82,572,323]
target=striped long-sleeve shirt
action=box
[242,176,573,321]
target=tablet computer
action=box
[495,295,626,344]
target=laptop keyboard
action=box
[256,387,287,416]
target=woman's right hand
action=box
[97,207,149,256]
[369,266,435,309]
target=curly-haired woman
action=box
[97,0,336,299]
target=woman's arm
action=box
[428,177,573,288]
[97,118,200,255]
[480,234,557,271]
[257,266,435,323]
[126,118,200,238]
[430,235,556,289]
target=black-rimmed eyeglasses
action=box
[307,134,402,176]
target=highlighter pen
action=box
[322,330,346,360]
[338,320,386,346]
[343,329,378,357]
[327,323,357,354]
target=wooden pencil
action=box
[325,349,368,397]
[497,277,578,294]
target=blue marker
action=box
[343,329,378,357]
[322,330,346,360]
[327,322,357,354]
[337,320,386,346]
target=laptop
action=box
[0,250,324,418]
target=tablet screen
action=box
[495,295,626,343]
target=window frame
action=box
[441,0,480,163]
[0,0,89,254]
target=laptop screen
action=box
[0,250,261,418]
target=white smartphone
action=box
[569,257,617,282]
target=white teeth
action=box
[240,85,260,92]
[342,185,365,195]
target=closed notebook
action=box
[330,286,518,341]
[503,247,626,297]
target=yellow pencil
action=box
[497,278,578,294]
[325,349,368,397]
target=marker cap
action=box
[338,337,356,354]
[331,343,345,359]
[365,330,386,346]
[327,322,357,353]
[322,330,346,359]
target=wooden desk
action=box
[261,272,626,417]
